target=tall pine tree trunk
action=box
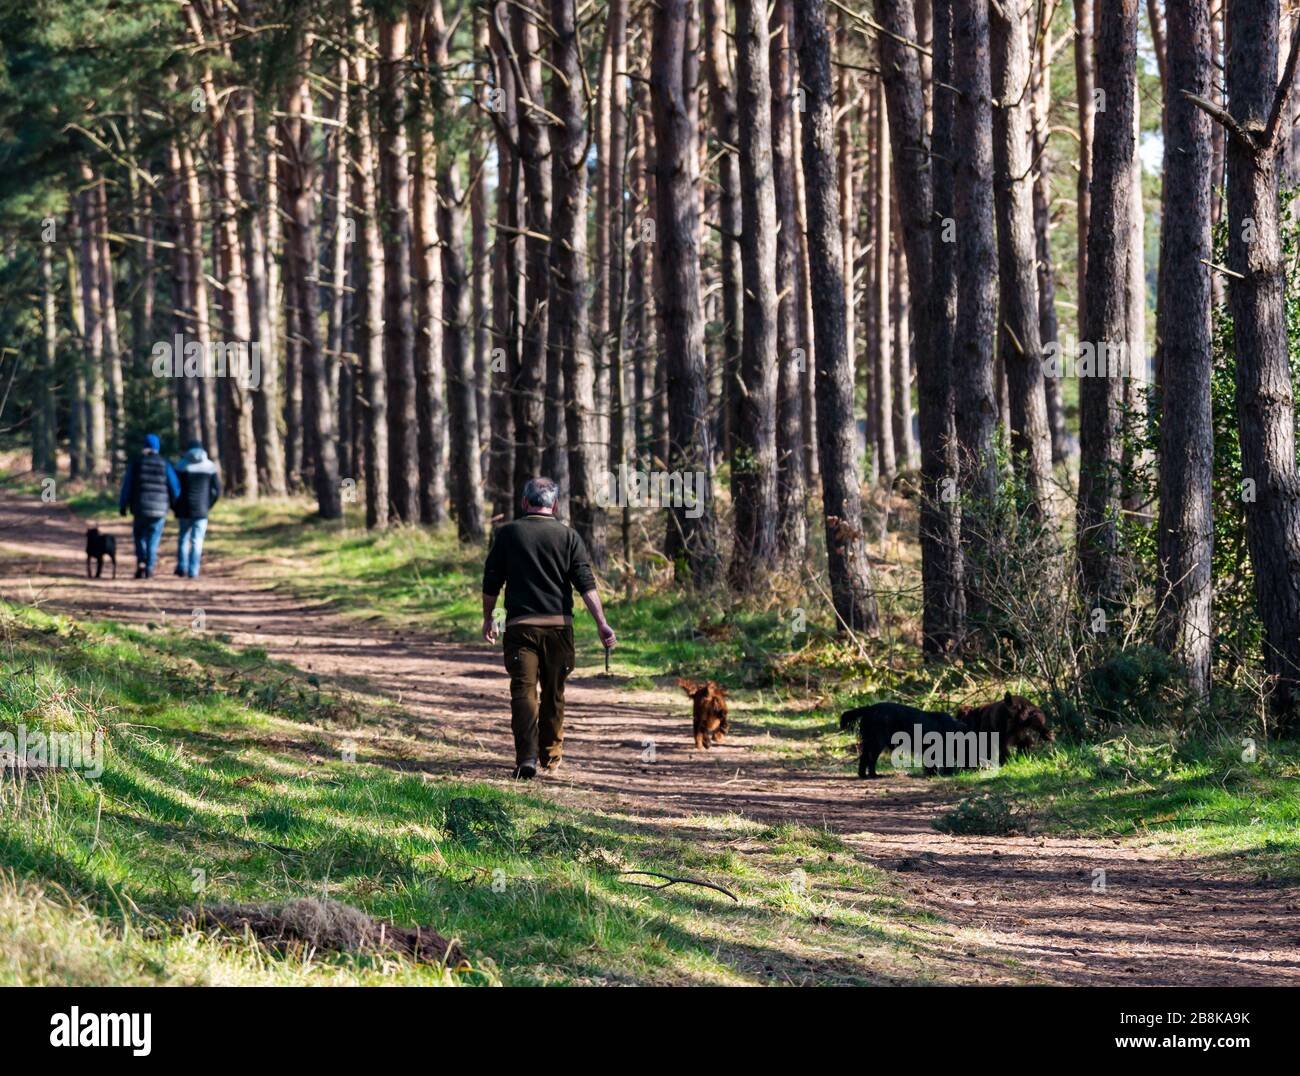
[277,120,303,489]
[1209,6,1226,311]
[629,76,655,468]
[772,0,807,561]
[127,111,154,414]
[179,139,215,455]
[548,0,604,561]
[349,5,389,529]
[728,0,780,587]
[651,0,721,584]
[1076,0,1137,605]
[879,0,963,651]
[593,5,615,460]
[488,4,520,520]
[237,0,286,495]
[952,0,999,512]
[73,182,108,478]
[872,80,896,484]
[414,12,449,526]
[701,0,742,462]
[837,18,859,479]
[1030,18,1068,464]
[1214,2,1300,721]
[184,1,257,496]
[64,239,87,479]
[239,98,287,496]
[793,0,879,632]
[990,0,1052,516]
[890,204,916,471]
[379,13,419,523]
[36,242,57,473]
[471,12,492,462]
[1073,0,1096,333]
[509,1,551,507]
[166,140,198,446]
[607,0,630,459]
[1121,83,1147,514]
[441,166,485,541]
[323,57,351,499]
[471,164,492,460]
[411,140,448,528]
[91,173,125,476]
[265,116,285,478]
[1154,0,1213,697]
[606,0,632,572]
[284,59,342,519]
[791,54,818,484]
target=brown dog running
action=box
[955,693,1054,765]
[678,678,728,748]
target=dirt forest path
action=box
[1,487,1298,986]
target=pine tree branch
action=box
[1264,21,1300,152]
[1183,92,1254,151]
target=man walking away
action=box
[174,440,221,578]
[118,433,179,579]
[482,477,616,779]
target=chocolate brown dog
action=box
[955,693,1054,765]
[678,678,728,748]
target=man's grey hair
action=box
[522,477,559,508]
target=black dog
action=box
[840,702,970,778]
[85,527,116,579]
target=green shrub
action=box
[934,793,1029,836]
[440,798,515,849]
[1073,645,1195,729]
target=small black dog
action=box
[85,527,116,579]
[840,701,970,778]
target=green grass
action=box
[187,500,953,779]
[3,460,906,693]
[0,467,119,517]
[47,485,1300,883]
[126,495,888,693]
[0,598,978,986]
[933,733,1300,878]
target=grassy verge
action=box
[934,734,1300,879]
[192,497,874,690]
[0,598,996,986]
[3,461,920,696]
[39,485,1300,882]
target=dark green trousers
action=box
[502,624,575,766]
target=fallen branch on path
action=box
[618,870,739,902]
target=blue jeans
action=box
[177,517,209,578]
[132,516,165,572]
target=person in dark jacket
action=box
[482,477,616,779]
[173,441,221,578]
[118,433,180,579]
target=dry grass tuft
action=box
[181,898,463,967]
